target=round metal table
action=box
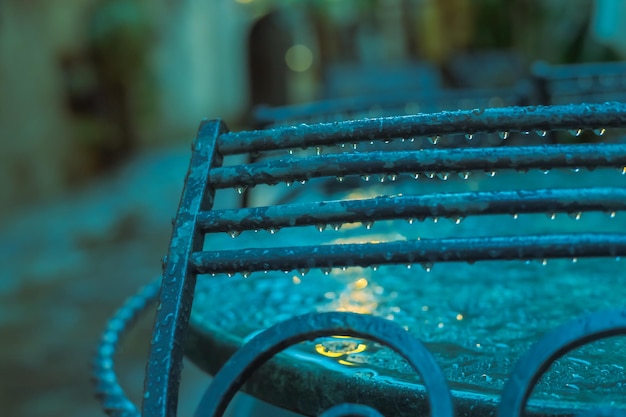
[187,170,626,417]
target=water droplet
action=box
[371,265,379,271]
[621,167,626,175]
[413,173,420,180]
[361,174,371,182]
[425,172,435,179]
[488,170,496,177]
[610,211,617,218]
[432,217,439,223]
[465,133,474,141]
[542,168,551,175]
[428,135,440,145]
[226,272,235,278]
[571,167,580,173]
[235,185,247,194]
[241,271,251,278]
[498,131,510,140]
[286,180,293,187]
[568,211,582,220]
[362,221,374,230]
[547,212,557,220]
[571,257,578,263]
[420,262,433,272]
[407,137,415,142]
[521,131,530,135]
[593,128,606,136]
[298,179,308,184]
[378,175,386,183]
[388,173,398,181]
[541,258,548,266]
[406,264,412,269]
[331,223,343,231]
[227,230,241,238]
[336,176,345,182]
[352,143,358,150]
[316,146,323,155]
[535,130,548,137]
[268,227,280,234]
[568,128,583,137]
[459,171,471,180]
[298,268,309,276]
[406,218,415,225]
[288,149,294,155]
[450,216,464,225]
[321,267,332,275]
[437,172,449,180]
[315,223,327,232]
[512,213,519,219]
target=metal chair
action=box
[93,102,626,417]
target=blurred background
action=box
[1,0,626,416]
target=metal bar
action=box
[216,102,626,154]
[190,233,626,274]
[209,143,626,188]
[197,187,626,233]
[142,121,226,417]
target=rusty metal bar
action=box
[197,187,626,233]
[190,233,626,274]
[216,102,626,155]
[208,143,626,188]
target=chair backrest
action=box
[532,61,626,105]
[142,102,626,417]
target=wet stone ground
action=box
[0,146,220,417]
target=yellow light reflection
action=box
[353,278,368,290]
[456,313,464,321]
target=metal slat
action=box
[190,233,626,274]
[217,102,626,154]
[197,187,626,233]
[209,143,626,188]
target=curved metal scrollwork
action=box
[193,312,454,417]
[499,309,626,417]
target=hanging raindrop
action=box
[241,271,251,278]
[593,128,606,136]
[413,173,420,180]
[235,185,247,194]
[428,136,440,145]
[465,133,474,141]
[315,223,327,232]
[227,230,241,238]
[361,174,371,182]
[371,265,379,271]
[321,267,332,275]
[459,171,471,180]
[331,223,343,231]
[568,128,583,137]
[568,212,582,220]
[536,130,548,137]
[420,262,434,272]
[362,221,374,230]
[298,268,310,277]
[498,131,510,140]
[316,146,323,155]
[336,176,345,182]
[437,172,449,181]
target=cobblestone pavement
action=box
[0,146,215,417]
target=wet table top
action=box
[187,168,626,417]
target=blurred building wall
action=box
[0,0,251,220]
